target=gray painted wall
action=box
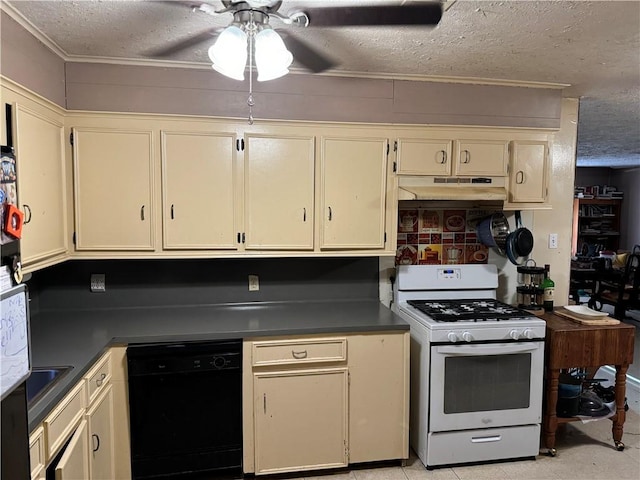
[611,167,640,251]
[29,257,380,312]
[65,62,562,128]
[0,11,66,106]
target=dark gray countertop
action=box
[27,299,408,431]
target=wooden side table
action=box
[542,310,635,456]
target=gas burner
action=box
[406,299,534,323]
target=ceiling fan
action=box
[149,1,444,75]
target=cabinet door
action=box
[55,419,90,480]
[14,104,68,266]
[73,128,154,250]
[348,333,409,463]
[320,137,387,249]
[244,134,315,250]
[162,131,237,249]
[254,368,348,475]
[86,385,115,480]
[455,139,508,176]
[395,138,453,176]
[509,140,548,203]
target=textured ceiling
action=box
[3,0,639,167]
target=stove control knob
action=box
[461,331,473,342]
[447,332,458,343]
[509,329,520,340]
[522,329,535,340]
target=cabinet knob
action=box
[96,372,106,387]
[328,206,332,221]
[462,150,471,164]
[516,171,525,184]
[292,350,308,359]
[439,150,447,164]
[140,205,145,221]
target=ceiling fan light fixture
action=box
[208,25,248,81]
[254,28,293,82]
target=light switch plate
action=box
[90,274,106,292]
[548,233,558,249]
[248,275,259,291]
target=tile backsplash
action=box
[396,208,497,266]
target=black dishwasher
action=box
[127,340,242,479]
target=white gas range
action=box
[393,264,546,469]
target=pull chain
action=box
[247,14,255,125]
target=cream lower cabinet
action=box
[86,385,115,480]
[54,419,90,480]
[320,137,388,250]
[508,140,549,204]
[254,368,349,474]
[13,102,68,270]
[243,133,315,250]
[161,130,238,249]
[72,127,155,251]
[244,332,409,476]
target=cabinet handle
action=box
[462,150,471,164]
[303,208,306,222]
[263,393,267,414]
[439,150,447,164]
[96,372,106,387]
[328,206,332,221]
[23,204,32,224]
[140,205,145,221]
[92,434,100,453]
[516,171,525,184]
[292,350,308,359]
[170,204,174,219]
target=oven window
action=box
[443,353,531,413]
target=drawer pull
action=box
[92,433,100,452]
[291,350,308,359]
[96,373,106,387]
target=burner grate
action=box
[407,299,532,322]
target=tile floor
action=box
[265,309,640,480]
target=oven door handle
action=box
[436,343,541,356]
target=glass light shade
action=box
[208,26,248,81]
[254,29,293,82]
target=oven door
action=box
[429,341,544,432]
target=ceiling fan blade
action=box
[298,3,443,27]
[279,31,338,73]
[145,29,219,57]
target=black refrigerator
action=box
[1,284,31,479]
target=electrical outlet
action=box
[248,275,259,291]
[548,233,558,249]
[90,274,106,292]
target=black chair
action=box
[588,246,640,319]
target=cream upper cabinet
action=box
[86,385,115,480]
[73,127,155,251]
[395,138,453,176]
[54,419,90,480]
[320,137,388,250]
[244,133,315,250]
[253,368,348,475]
[508,140,548,203]
[454,139,509,176]
[161,131,238,249]
[14,104,68,268]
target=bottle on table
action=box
[542,264,555,312]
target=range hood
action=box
[398,176,508,202]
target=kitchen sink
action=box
[26,366,73,406]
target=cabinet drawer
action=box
[29,426,46,480]
[44,381,86,458]
[85,351,112,405]
[252,338,347,366]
